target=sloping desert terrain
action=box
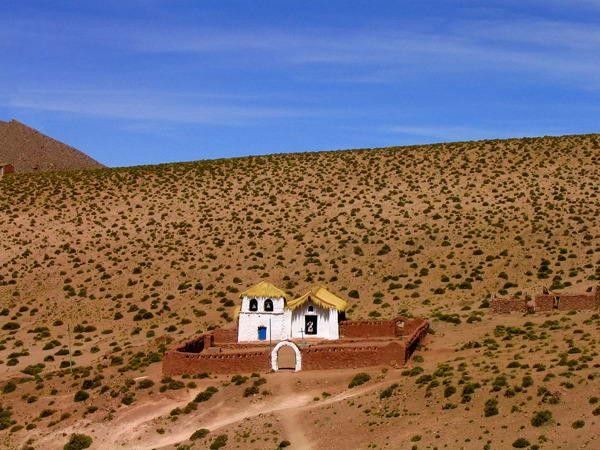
[0,134,598,449]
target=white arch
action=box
[271,341,302,372]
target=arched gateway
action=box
[271,341,301,372]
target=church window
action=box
[249,298,258,311]
[264,299,274,312]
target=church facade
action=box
[237,281,347,343]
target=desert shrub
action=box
[161,377,185,391]
[572,420,585,429]
[122,394,135,405]
[380,383,398,399]
[194,386,218,402]
[231,374,248,385]
[0,405,14,430]
[243,385,259,397]
[434,313,461,324]
[444,385,456,398]
[522,375,534,388]
[2,322,20,330]
[2,382,16,394]
[22,363,45,376]
[74,390,89,402]
[531,410,552,427]
[348,372,371,388]
[63,433,93,450]
[512,438,530,448]
[484,398,498,417]
[279,440,291,448]
[137,379,154,389]
[377,244,391,255]
[39,409,55,418]
[209,434,228,450]
[190,428,209,440]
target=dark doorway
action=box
[305,315,317,335]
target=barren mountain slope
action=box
[0,119,103,172]
[0,134,598,449]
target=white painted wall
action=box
[238,296,287,342]
[290,302,339,340]
[238,296,340,342]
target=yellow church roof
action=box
[288,285,348,311]
[240,281,288,299]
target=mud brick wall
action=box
[163,349,270,376]
[178,335,206,353]
[402,318,429,339]
[402,318,429,359]
[219,342,271,350]
[556,294,599,311]
[213,327,238,344]
[533,291,598,312]
[533,295,554,312]
[339,319,398,338]
[302,341,406,370]
[491,297,528,314]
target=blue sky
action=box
[1,1,599,167]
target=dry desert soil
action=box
[0,120,103,173]
[0,134,599,450]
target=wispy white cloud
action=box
[457,18,600,51]
[2,6,600,129]
[119,21,600,89]
[384,124,570,142]
[3,89,326,125]
[2,11,599,91]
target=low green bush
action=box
[348,372,371,388]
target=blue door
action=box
[258,326,267,341]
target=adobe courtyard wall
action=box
[340,319,395,338]
[302,341,406,370]
[163,347,271,376]
[402,317,429,340]
[213,327,238,344]
[163,316,429,376]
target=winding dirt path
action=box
[32,372,397,450]
[277,375,312,450]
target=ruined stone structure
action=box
[0,163,14,177]
[491,285,599,314]
[489,297,529,314]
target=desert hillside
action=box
[0,119,103,173]
[0,134,598,449]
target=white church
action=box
[237,281,348,343]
